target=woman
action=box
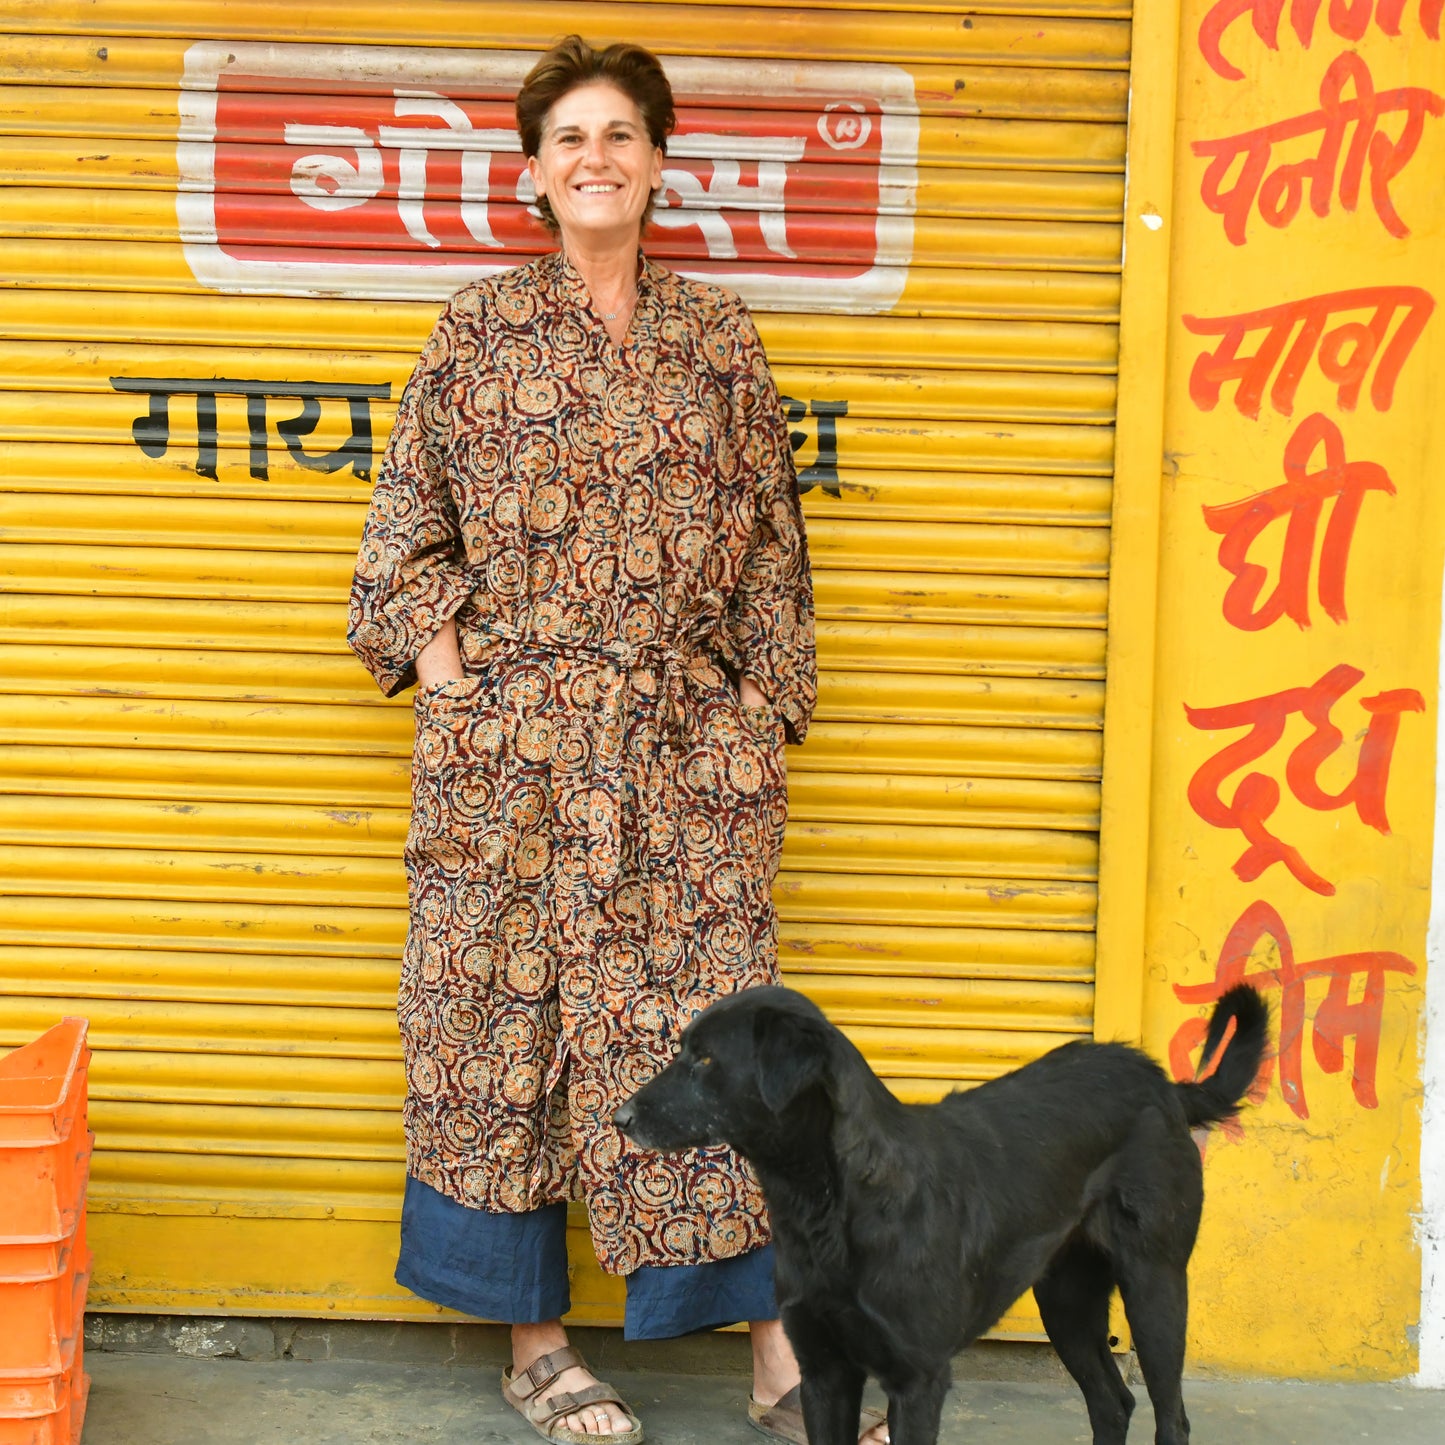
[349,35,885,1445]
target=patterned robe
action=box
[348,251,816,1274]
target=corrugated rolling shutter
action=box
[0,0,1125,1329]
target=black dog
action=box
[614,983,1268,1445]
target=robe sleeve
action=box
[347,303,475,697]
[717,299,819,745]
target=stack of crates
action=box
[0,1019,93,1445]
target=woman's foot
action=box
[510,1322,638,1438]
[749,1317,889,1445]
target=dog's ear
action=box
[753,1007,830,1115]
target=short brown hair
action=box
[515,35,676,233]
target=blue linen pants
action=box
[397,1175,778,1339]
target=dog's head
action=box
[612,986,841,1159]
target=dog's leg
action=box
[798,1359,867,1445]
[1109,1108,1202,1445]
[1034,1237,1136,1445]
[884,1368,950,1445]
[1115,1259,1191,1445]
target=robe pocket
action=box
[415,673,488,711]
[737,701,787,781]
[407,678,514,874]
[735,700,788,880]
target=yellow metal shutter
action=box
[0,1,1125,1325]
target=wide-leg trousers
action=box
[397,1174,778,1339]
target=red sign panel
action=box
[178,42,918,312]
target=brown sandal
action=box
[748,1384,888,1444]
[502,1346,645,1444]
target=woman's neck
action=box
[560,236,641,318]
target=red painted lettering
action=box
[1203,413,1395,629]
[1199,0,1443,83]
[1184,285,1434,418]
[1194,51,1442,243]
[1186,664,1425,894]
[1171,899,1415,1118]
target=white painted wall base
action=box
[1417,575,1445,1387]
[1422,1240,1443,1385]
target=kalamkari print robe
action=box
[347,251,817,1275]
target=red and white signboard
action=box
[177,42,918,312]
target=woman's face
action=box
[527,81,663,250]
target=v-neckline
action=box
[555,249,649,355]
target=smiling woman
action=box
[345,31,886,1445]
[524,84,663,334]
[517,42,669,267]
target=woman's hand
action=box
[739,675,768,707]
[415,617,464,688]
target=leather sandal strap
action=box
[518,1345,585,1396]
[750,1385,807,1445]
[541,1383,631,1420]
[753,1383,803,1425]
[751,1385,886,1444]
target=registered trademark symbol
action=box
[817,101,872,150]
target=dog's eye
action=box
[694,1053,713,1068]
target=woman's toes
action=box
[566,1404,630,1437]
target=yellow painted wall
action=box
[1132,0,1445,1377]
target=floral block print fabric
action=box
[348,252,817,1275]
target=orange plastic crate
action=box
[0,1021,89,1146]
[0,1246,91,1377]
[0,1021,91,1243]
[0,1167,88,1281]
[0,1328,88,1445]
[0,1114,91,1245]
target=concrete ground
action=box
[73,1318,1445,1444]
[78,1354,1445,1444]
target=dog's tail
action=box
[1173,983,1270,1129]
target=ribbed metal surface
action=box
[0,0,1124,1321]
[7,346,1121,422]
[1,5,1130,82]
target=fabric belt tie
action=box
[467,593,726,900]
[469,591,725,755]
